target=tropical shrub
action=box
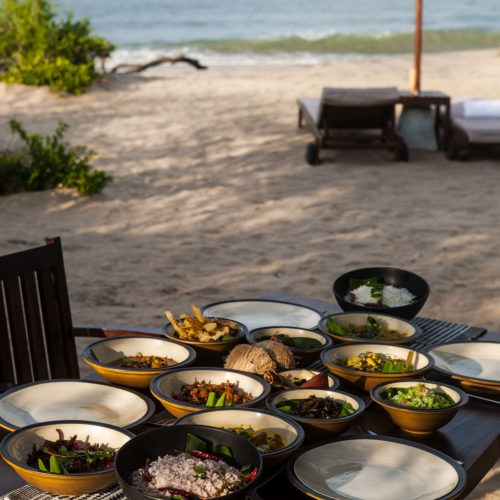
[0,0,114,94]
[0,120,112,195]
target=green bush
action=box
[0,120,112,195]
[0,0,114,94]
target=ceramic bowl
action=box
[266,388,365,441]
[370,379,468,434]
[321,343,434,392]
[115,424,262,500]
[0,420,134,496]
[427,341,500,396]
[174,408,305,469]
[276,369,340,390]
[82,336,196,388]
[150,367,271,418]
[163,318,247,366]
[0,380,155,432]
[286,435,466,500]
[247,327,333,367]
[333,267,429,320]
[317,312,423,345]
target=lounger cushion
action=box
[463,99,500,118]
[453,117,500,143]
[321,87,399,106]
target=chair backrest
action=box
[318,87,399,131]
[0,237,79,387]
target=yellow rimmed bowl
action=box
[174,407,305,470]
[82,336,197,388]
[247,327,333,367]
[266,388,365,442]
[321,343,434,392]
[163,318,247,365]
[370,379,468,435]
[317,312,423,345]
[150,367,271,418]
[0,420,134,496]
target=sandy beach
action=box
[1,48,499,498]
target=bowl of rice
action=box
[332,267,430,320]
[115,424,262,500]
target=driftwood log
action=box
[108,55,207,74]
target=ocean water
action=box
[58,0,500,67]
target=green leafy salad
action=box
[381,383,455,409]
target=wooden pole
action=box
[414,0,422,94]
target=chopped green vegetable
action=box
[49,455,62,474]
[186,433,207,453]
[215,393,226,407]
[367,316,381,333]
[206,391,217,407]
[326,317,346,336]
[37,458,48,472]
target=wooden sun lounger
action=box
[446,99,500,160]
[297,87,408,165]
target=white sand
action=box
[1,49,499,498]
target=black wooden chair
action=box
[0,237,161,389]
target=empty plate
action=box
[0,379,155,431]
[428,341,500,394]
[201,299,322,331]
[287,435,466,500]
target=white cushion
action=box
[463,99,500,118]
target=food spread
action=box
[345,277,416,308]
[276,395,355,419]
[381,383,455,409]
[166,304,241,342]
[326,315,407,340]
[337,351,414,373]
[173,379,253,407]
[109,353,177,368]
[27,429,115,474]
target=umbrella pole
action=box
[412,0,423,94]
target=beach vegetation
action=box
[0,0,115,94]
[0,120,112,196]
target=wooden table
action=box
[397,90,451,151]
[1,292,499,499]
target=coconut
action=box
[224,344,277,382]
[256,340,296,371]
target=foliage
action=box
[0,120,112,195]
[0,0,115,94]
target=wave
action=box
[133,29,500,55]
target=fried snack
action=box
[165,304,240,342]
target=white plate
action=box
[428,342,500,384]
[202,300,322,331]
[288,436,465,500]
[0,380,155,431]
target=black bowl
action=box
[115,424,262,500]
[333,267,430,320]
